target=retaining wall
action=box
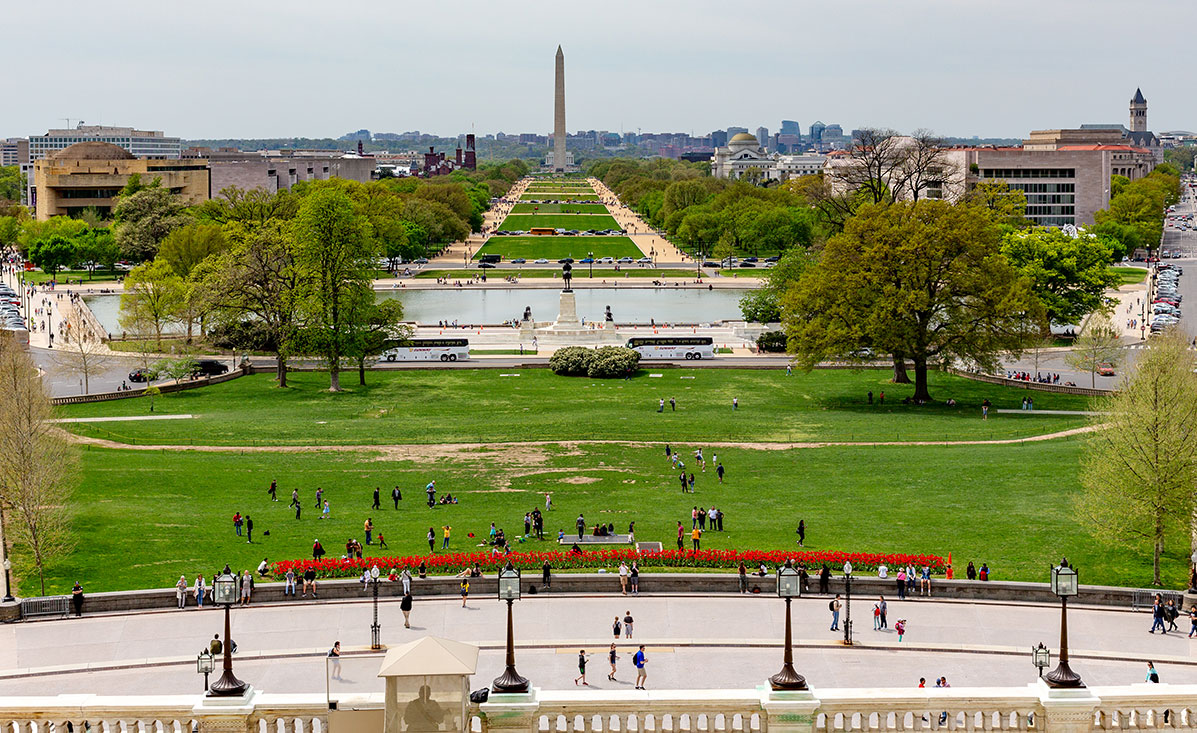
[50,367,247,406]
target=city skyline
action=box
[1,0,1193,141]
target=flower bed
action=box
[271,548,946,580]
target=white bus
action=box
[626,336,714,360]
[379,338,470,362]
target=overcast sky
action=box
[4,0,1192,141]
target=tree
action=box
[27,235,78,279]
[782,201,1042,402]
[965,180,1028,230]
[0,335,77,595]
[55,307,111,394]
[345,297,408,386]
[75,227,119,277]
[119,260,185,349]
[203,222,302,387]
[1064,312,1122,388]
[0,165,23,203]
[1079,330,1197,585]
[113,186,191,261]
[158,223,228,279]
[292,187,377,392]
[153,357,198,385]
[1001,229,1118,332]
[739,248,812,323]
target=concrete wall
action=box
[210,157,374,197]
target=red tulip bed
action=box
[271,548,947,579]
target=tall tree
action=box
[113,186,191,261]
[55,307,111,394]
[1001,229,1119,332]
[27,235,78,279]
[292,188,377,392]
[0,335,77,595]
[346,297,409,386]
[782,201,1042,402]
[1064,312,1123,389]
[1079,330,1197,585]
[119,260,185,349]
[158,223,228,279]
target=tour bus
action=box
[626,336,714,360]
[529,227,556,236]
[379,338,470,362]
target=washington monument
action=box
[553,45,566,172]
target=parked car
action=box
[637,257,653,264]
[618,257,634,263]
[191,359,230,378]
[478,262,496,269]
[558,258,575,264]
[128,368,153,383]
[511,258,527,264]
[534,258,549,264]
[413,258,429,264]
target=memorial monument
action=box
[549,46,573,171]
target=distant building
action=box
[32,141,208,221]
[190,148,375,194]
[711,133,772,179]
[770,153,826,181]
[726,127,748,140]
[28,125,180,161]
[756,127,770,151]
[780,120,802,136]
[710,130,728,148]
[1,138,26,168]
[1129,88,1147,133]
[965,147,1115,227]
[809,121,825,147]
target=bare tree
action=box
[0,334,77,595]
[825,128,906,206]
[891,130,962,203]
[1064,313,1123,388]
[55,305,112,394]
[1079,330,1197,585]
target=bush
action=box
[209,320,278,352]
[549,346,591,376]
[586,346,639,378]
[757,331,788,353]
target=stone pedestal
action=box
[192,688,259,733]
[479,689,540,732]
[1037,680,1101,733]
[760,687,820,733]
[554,291,581,329]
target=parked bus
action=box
[626,336,714,360]
[479,254,502,264]
[379,338,470,362]
[529,227,556,235]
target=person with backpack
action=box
[633,645,647,689]
[328,641,342,680]
[400,591,413,628]
[829,594,842,631]
[574,650,590,686]
[1146,661,1160,683]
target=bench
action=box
[21,596,70,619]
[559,534,633,545]
[1131,589,1185,611]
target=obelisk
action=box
[554,45,566,172]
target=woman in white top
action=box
[877,564,889,579]
[240,571,252,606]
[194,574,206,607]
[175,575,188,609]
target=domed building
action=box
[710,133,774,180]
[32,141,209,220]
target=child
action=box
[377,532,388,549]
[574,650,590,686]
[607,643,619,681]
[895,618,906,642]
[460,579,469,607]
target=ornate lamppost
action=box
[842,561,853,646]
[770,560,807,690]
[1043,558,1083,688]
[1032,643,1050,680]
[2,558,13,603]
[492,562,530,693]
[196,650,215,692]
[208,571,249,696]
[370,565,382,650]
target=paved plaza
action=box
[1,593,1192,695]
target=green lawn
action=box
[1109,267,1148,286]
[22,269,122,285]
[414,269,704,279]
[498,214,620,231]
[520,193,600,201]
[59,368,1092,447]
[33,437,1191,594]
[511,203,610,214]
[473,236,643,261]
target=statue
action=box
[562,263,573,292]
[523,306,532,322]
[605,305,613,322]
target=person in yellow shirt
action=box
[690,527,702,550]
[442,525,452,550]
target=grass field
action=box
[521,193,601,201]
[415,269,705,279]
[474,236,643,261]
[497,214,621,231]
[510,203,610,214]
[1109,267,1148,286]
[31,367,1190,593]
[21,269,122,285]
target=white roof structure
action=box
[377,636,479,678]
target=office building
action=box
[780,120,802,137]
[756,127,769,152]
[28,125,181,162]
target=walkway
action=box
[0,594,1188,695]
[590,178,690,262]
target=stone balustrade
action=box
[3,684,1196,733]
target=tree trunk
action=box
[892,354,911,384]
[275,353,288,388]
[329,356,341,392]
[1153,516,1164,586]
[358,357,366,386]
[912,357,931,403]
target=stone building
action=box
[32,141,208,220]
[710,133,773,179]
[187,149,375,195]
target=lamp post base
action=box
[208,669,249,697]
[492,667,531,694]
[769,664,808,691]
[1043,662,1085,688]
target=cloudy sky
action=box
[4,0,1192,141]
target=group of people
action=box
[1148,595,1197,636]
[1005,370,1061,384]
[574,642,649,689]
[666,445,727,495]
[172,564,259,609]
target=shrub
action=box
[586,346,639,378]
[209,320,278,352]
[757,331,788,353]
[548,346,591,375]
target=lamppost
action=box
[2,557,13,603]
[1189,550,1197,595]
[588,252,594,279]
[1032,643,1050,680]
[769,560,807,690]
[197,650,215,692]
[491,562,530,693]
[842,561,853,646]
[208,571,249,696]
[370,565,382,650]
[1043,558,1083,688]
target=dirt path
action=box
[62,424,1099,456]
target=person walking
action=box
[372,487,381,510]
[268,480,278,502]
[574,650,590,686]
[895,618,906,641]
[716,462,725,484]
[633,645,647,689]
[796,520,805,547]
[542,559,551,589]
[328,641,342,680]
[1150,599,1167,633]
[175,575,188,609]
[321,501,330,520]
[612,616,622,640]
[607,643,619,681]
[427,527,436,553]
[392,486,402,509]
[314,487,323,509]
[624,611,634,638]
[738,561,749,593]
[400,591,413,628]
[245,516,253,543]
[878,596,888,629]
[830,594,842,631]
[195,574,206,607]
[459,578,469,607]
[1189,605,1197,638]
[401,567,412,595]
[658,398,665,413]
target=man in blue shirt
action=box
[633,645,647,689]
